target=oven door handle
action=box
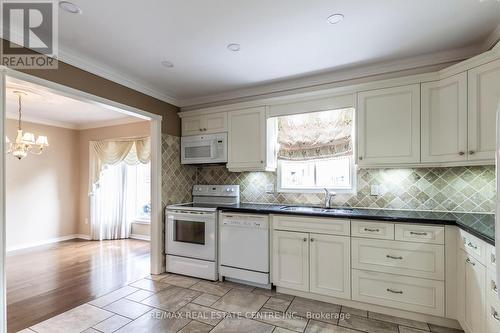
[167,211,215,223]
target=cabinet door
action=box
[227,107,266,171]
[458,250,486,333]
[421,73,467,163]
[468,59,500,161]
[310,234,350,299]
[204,112,228,133]
[182,116,205,136]
[272,230,309,292]
[357,84,420,165]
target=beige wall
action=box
[78,121,150,236]
[6,120,80,250]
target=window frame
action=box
[276,157,356,194]
[275,107,356,194]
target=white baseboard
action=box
[130,233,150,241]
[7,234,91,253]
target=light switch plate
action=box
[370,185,380,196]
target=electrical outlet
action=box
[370,185,380,196]
[265,183,274,193]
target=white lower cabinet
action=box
[272,223,351,300]
[310,233,351,299]
[352,269,445,316]
[486,298,500,333]
[272,230,309,292]
[458,249,486,333]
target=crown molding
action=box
[57,48,181,106]
[6,110,144,130]
[179,43,484,109]
[482,23,500,50]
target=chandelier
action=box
[6,91,49,160]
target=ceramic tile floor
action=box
[20,273,465,333]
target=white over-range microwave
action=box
[181,133,228,164]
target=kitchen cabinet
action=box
[272,215,351,299]
[468,58,500,161]
[310,233,351,299]
[227,106,276,172]
[182,112,227,136]
[457,249,486,333]
[357,84,421,165]
[272,230,309,292]
[421,73,467,163]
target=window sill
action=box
[276,187,356,194]
[132,218,151,225]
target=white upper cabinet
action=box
[421,73,467,163]
[227,107,276,172]
[182,112,227,136]
[357,84,421,165]
[468,58,500,161]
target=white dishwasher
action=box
[219,213,270,286]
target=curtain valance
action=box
[277,108,353,160]
[89,137,150,194]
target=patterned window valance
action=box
[277,108,353,160]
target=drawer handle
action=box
[364,228,380,232]
[386,255,403,260]
[492,280,498,293]
[467,241,477,250]
[493,310,500,321]
[386,288,403,294]
[410,231,428,236]
[466,258,476,266]
[491,254,496,264]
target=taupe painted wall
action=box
[5,119,80,250]
[78,121,150,236]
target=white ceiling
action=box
[55,0,500,105]
[5,77,142,129]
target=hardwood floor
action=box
[6,239,150,333]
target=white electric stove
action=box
[165,185,239,280]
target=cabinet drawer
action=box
[351,221,394,240]
[487,244,496,272]
[486,298,500,333]
[459,229,487,265]
[272,215,350,236]
[352,238,444,280]
[487,269,498,304]
[352,269,445,316]
[394,224,444,244]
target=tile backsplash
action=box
[196,165,496,213]
[162,135,495,213]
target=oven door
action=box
[166,210,216,261]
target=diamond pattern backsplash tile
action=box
[161,136,495,213]
[195,165,496,213]
[161,134,197,208]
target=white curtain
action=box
[90,163,135,240]
[89,137,150,240]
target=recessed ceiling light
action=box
[327,13,344,24]
[161,60,174,68]
[227,43,241,52]
[59,1,82,14]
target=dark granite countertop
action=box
[218,203,495,245]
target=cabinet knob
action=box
[469,151,475,155]
[310,238,314,242]
[203,128,207,131]
[458,151,465,156]
[199,129,203,132]
[260,160,264,164]
[303,238,307,242]
[359,156,363,160]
